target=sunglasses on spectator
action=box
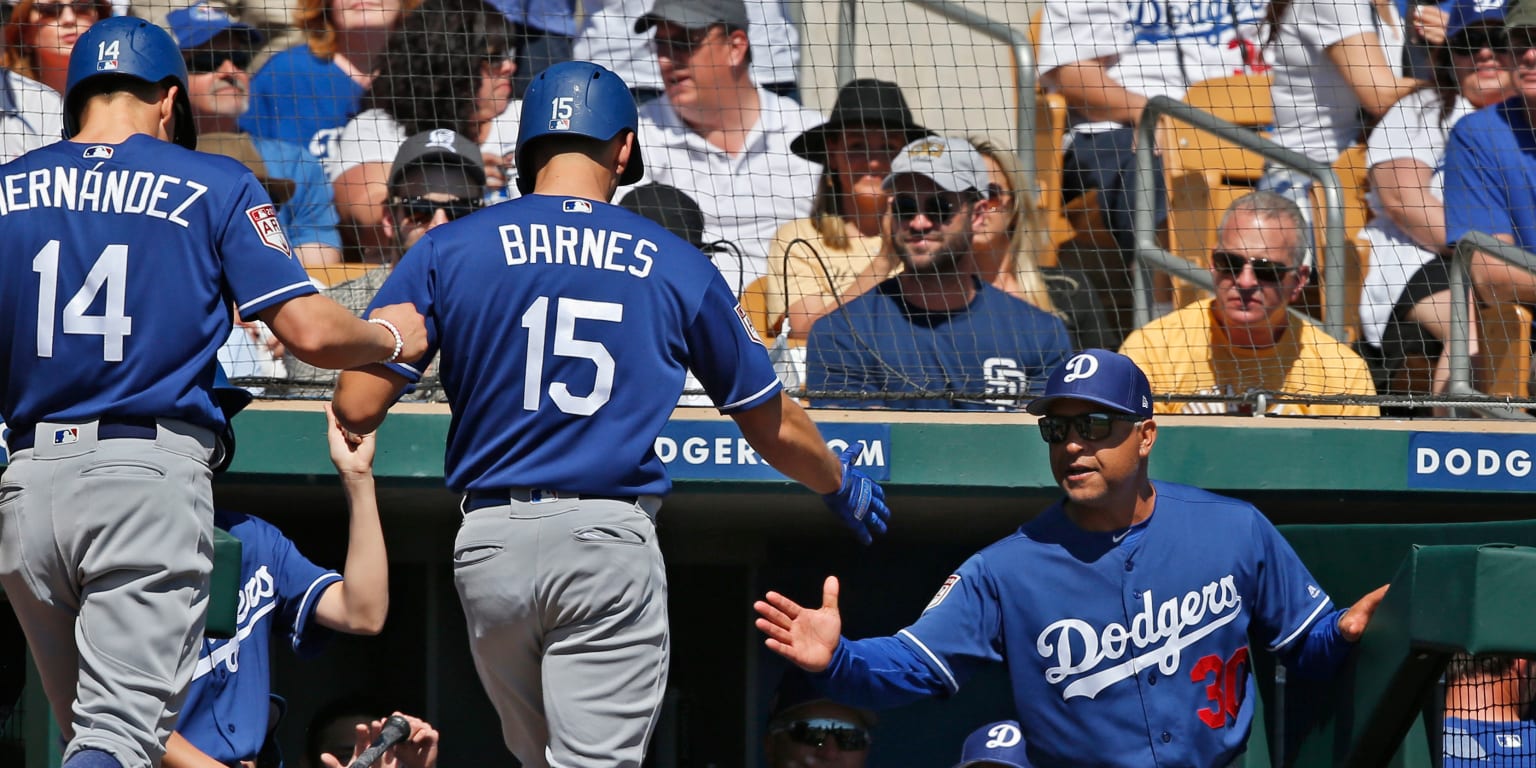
[1449,27,1507,57]
[770,719,871,751]
[1507,27,1536,57]
[1211,250,1297,283]
[183,49,254,74]
[391,196,482,226]
[31,0,98,18]
[650,24,727,57]
[890,193,967,225]
[1037,413,1141,444]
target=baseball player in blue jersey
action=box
[0,18,425,768]
[755,350,1390,768]
[331,60,891,768]
[163,379,392,768]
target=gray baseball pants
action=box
[0,419,216,768]
[453,495,669,768]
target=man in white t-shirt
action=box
[630,0,822,296]
[0,67,63,164]
[1037,0,1268,262]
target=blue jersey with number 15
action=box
[366,194,782,496]
[0,135,317,436]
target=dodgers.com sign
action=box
[1408,433,1536,492]
[656,422,890,481]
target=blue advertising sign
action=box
[1407,432,1536,492]
[656,421,891,481]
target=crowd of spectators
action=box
[1,0,1532,416]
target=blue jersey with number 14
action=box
[0,135,316,436]
[814,481,1339,768]
[366,193,781,496]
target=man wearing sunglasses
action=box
[756,349,1389,768]
[1443,0,1536,312]
[806,135,1072,410]
[1118,191,1379,416]
[286,128,487,400]
[764,666,876,768]
[170,1,343,271]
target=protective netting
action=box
[1442,652,1536,765]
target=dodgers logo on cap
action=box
[1061,353,1099,383]
[1025,349,1154,418]
[955,720,1030,768]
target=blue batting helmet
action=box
[64,17,197,150]
[515,61,643,195]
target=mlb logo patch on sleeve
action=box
[246,204,291,256]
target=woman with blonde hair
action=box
[239,0,421,162]
[0,0,111,94]
[765,78,930,341]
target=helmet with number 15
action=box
[514,61,644,195]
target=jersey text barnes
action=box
[500,223,655,278]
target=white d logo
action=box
[985,723,1022,749]
[1062,354,1099,383]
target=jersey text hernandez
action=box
[0,166,208,225]
[499,223,655,278]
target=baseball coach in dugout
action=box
[332,60,891,768]
[0,17,425,768]
[755,349,1391,768]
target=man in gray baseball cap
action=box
[803,134,1073,411]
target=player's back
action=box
[389,194,778,497]
[0,136,311,434]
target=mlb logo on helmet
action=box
[97,60,119,71]
[549,119,571,131]
[53,427,80,446]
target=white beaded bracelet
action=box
[369,318,404,364]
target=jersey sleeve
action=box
[221,173,321,318]
[681,274,782,413]
[1247,510,1335,658]
[1444,113,1515,244]
[365,237,441,383]
[1036,0,1133,75]
[242,515,342,658]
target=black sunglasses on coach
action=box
[1449,26,1508,57]
[390,196,482,226]
[1211,250,1297,283]
[1038,413,1141,444]
[183,49,254,74]
[890,192,966,225]
[770,719,871,751]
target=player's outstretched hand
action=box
[820,445,890,545]
[1339,583,1390,642]
[326,402,377,470]
[754,576,843,673]
[368,303,429,363]
[318,712,439,768]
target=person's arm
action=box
[730,392,842,494]
[333,366,413,438]
[1040,56,1148,126]
[1324,32,1425,119]
[1369,158,1446,253]
[311,404,388,635]
[1284,585,1389,678]
[161,733,230,768]
[255,295,426,371]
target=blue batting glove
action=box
[820,445,891,545]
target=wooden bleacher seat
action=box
[1162,73,1275,310]
[1482,301,1533,399]
[1310,142,1371,340]
[305,263,376,287]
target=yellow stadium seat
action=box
[1311,142,1371,341]
[1482,301,1533,399]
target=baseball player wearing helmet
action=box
[164,378,391,768]
[332,60,892,768]
[0,17,424,768]
[755,350,1390,768]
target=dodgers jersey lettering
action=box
[820,481,1335,768]
[0,135,316,435]
[365,193,781,496]
[178,510,340,763]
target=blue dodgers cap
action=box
[167,2,265,50]
[955,721,1031,768]
[1025,349,1153,418]
[1447,0,1506,36]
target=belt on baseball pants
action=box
[8,416,159,452]
[464,488,640,512]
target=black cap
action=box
[389,129,488,191]
[636,0,749,32]
[618,183,710,250]
[791,79,929,165]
